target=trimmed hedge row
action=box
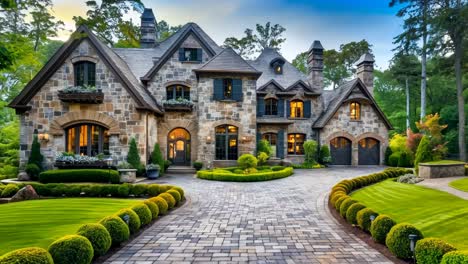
[39,169,120,184]
[329,167,463,262]
[197,167,294,182]
[0,186,186,264]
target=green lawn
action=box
[0,198,139,255]
[351,180,468,249]
[420,160,466,165]
[449,178,468,192]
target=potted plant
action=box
[193,161,203,171]
[117,162,137,183]
[146,163,160,179]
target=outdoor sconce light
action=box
[369,215,376,222]
[409,234,418,263]
[123,214,130,225]
[206,136,212,144]
[38,133,49,142]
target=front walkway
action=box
[105,167,392,264]
[417,176,468,200]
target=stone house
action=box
[9,8,392,169]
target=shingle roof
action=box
[194,48,261,75]
[355,52,375,65]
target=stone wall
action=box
[20,40,149,167]
[320,101,389,165]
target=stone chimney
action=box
[307,40,324,90]
[355,53,375,96]
[140,8,159,48]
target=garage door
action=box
[358,138,380,165]
[330,137,352,165]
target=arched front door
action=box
[330,137,352,165]
[358,138,380,165]
[168,128,190,165]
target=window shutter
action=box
[304,100,311,118]
[277,129,285,159]
[232,79,243,101]
[256,131,262,151]
[286,100,291,117]
[257,97,264,117]
[178,48,185,61]
[197,48,202,62]
[213,79,223,100]
[278,99,284,117]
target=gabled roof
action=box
[140,22,222,82]
[313,78,392,129]
[194,48,262,76]
[9,25,162,114]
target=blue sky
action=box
[52,0,404,69]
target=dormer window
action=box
[270,58,285,75]
[74,61,96,86]
[179,48,202,62]
[274,65,282,74]
[350,102,361,120]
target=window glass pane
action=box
[228,135,238,160]
[79,125,88,155]
[90,125,100,156]
[216,126,226,134]
[65,123,109,156]
[103,130,110,155]
[215,125,238,160]
[223,79,232,99]
[215,134,226,160]
[290,100,303,118]
[166,87,174,100]
[176,85,182,99]
[287,133,305,155]
[67,127,76,153]
[350,102,361,120]
[75,63,84,86]
[228,125,237,133]
[87,63,96,86]
[168,143,174,159]
[184,87,190,100]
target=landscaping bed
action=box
[197,165,293,182]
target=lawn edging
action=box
[197,166,293,182]
[0,184,185,264]
[329,168,466,263]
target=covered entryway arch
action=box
[358,137,380,165]
[167,128,191,165]
[330,137,352,165]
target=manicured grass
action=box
[0,198,139,255]
[351,180,468,249]
[449,178,468,192]
[420,160,466,165]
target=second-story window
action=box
[350,102,361,120]
[290,100,304,118]
[265,98,278,115]
[179,48,202,62]
[213,78,242,101]
[167,85,190,100]
[74,61,96,86]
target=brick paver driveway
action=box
[105,167,393,264]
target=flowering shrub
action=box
[59,85,98,93]
[55,153,102,164]
[163,98,194,107]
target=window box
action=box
[163,99,194,112]
[58,86,104,104]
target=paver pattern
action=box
[105,167,393,264]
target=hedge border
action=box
[328,167,463,261]
[197,167,294,182]
[0,186,186,264]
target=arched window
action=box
[262,133,277,157]
[265,98,278,115]
[74,61,96,86]
[65,123,109,156]
[166,85,190,101]
[287,133,305,155]
[350,102,361,120]
[290,100,304,118]
[215,125,238,160]
[167,128,191,165]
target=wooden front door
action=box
[168,128,191,165]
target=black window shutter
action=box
[257,97,264,117]
[232,79,243,101]
[213,79,223,100]
[197,48,202,62]
[277,129,285,158]
[278,99,284,117]
[304,100,311,118]
[286,100,291,117]
[178,48,185,61]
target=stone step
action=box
[166,166,196,174]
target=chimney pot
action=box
[355,52,375,96]
[307,40,324,90]
[140,8,159,48]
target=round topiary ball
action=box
[370,215,396,244]
[149,196,168,215]
[339,198,357,218]
[345,203,366,224]
[415,238,456,264]
[170,186,184,199]
[440,250,468,264]
[143,200,159,220]
[131,203,152,226]
[385,223,424,259]
[356,208,378,232]
[0,247,53,264]
[237,154,258,169]
[76,223,112,257]
[158,193,176,209]
[167,189,181,204]
[116,208,141,234]
[48,235,93,264]
[147,184,160,196]
[99,216,130,246]
[334,195,349,210]
[330,192,346,205]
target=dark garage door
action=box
[358,138,380,165]
[330,137,352,165]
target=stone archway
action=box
[49,112,120,136]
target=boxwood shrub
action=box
[99,216,129,246]
[129,184,148,197]
[334,195,349,210]
[370,215,396,244]
[131,203,152,226]
[143,200,159,219]
[149,196,168,215]
[76,223,112,257]
[415,238,456,264]
[170,186,185,199]
[339,198,357,218]
[356,208,378,232]
[0,247,53,264]
[197,167,294,182]
[385,223,424,259]
[441,250,468,264]
[48,235,94,264]
[116,208,141,234]
[39,169,119,184]
[158,193,176,209]
[147,184,160,196]
[167,189,181,204]
[345,203,366,224]
[1,184,19,197]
